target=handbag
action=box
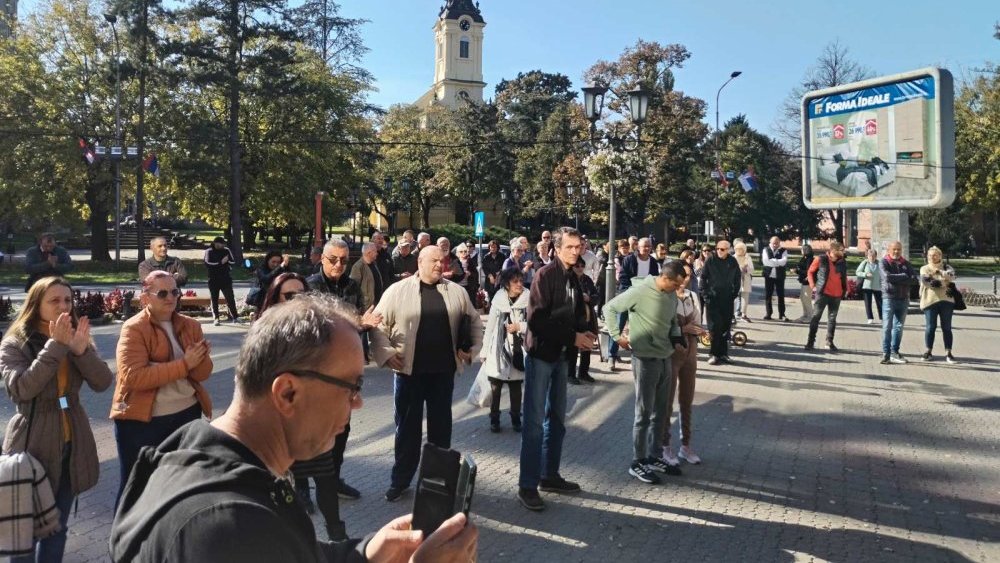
[506,312,526,372]
[947,282,967,311]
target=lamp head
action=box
[627,87,651,125]
[730,71,742,78]
[103,13,117,24]
[582,83,608,123]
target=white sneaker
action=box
[889,353,908,365]
[867,319,875,325]
[707,356,719,365]
[678,445,702,465]
[661,447,680,467]
[213,318,221,326]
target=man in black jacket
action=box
[518,227,596,512]
[480,239,506,301]
[699,240,742,365]
[203,236,240,325]
[109,294,477,562]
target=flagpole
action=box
[106,14,123,271]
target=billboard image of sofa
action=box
[801,68,954,210]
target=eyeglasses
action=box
[153,288,182,299]
[286,369,363,401]
[323,255,349,265]
[281,291,302,301]
[716,247,729,252]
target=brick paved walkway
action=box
[2,291,998,562]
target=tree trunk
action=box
[422,196,431,229]
[226,0,244,262]
[84,175,112,261]
[826,210,844,243]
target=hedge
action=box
[427,224,522,247]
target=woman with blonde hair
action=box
[733,240,754,322]
[1,277,112,562]
[112,270,213,503]
[919,246,958,364]
[856,248,883,325]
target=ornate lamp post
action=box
[581,82,650,305]
[566,183,589,230]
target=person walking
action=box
[699,240,741,365]
[566,258,598,385]
[795,245,815,322]
[138,237,188,288]
[920,246,958,364]
[24,233,74,292]
[517,228,595,511]
[370,245,483,503]
[474,267,528,432]
[203,237,240,325]
[805,242,847,352]
[879,241,918,364]
[733,241,754,323]
[761,236,790,321]
[604,261,688,485]
[1,277,112,562]
[856,249,883,325]
[664,262,706,468]
[112,271,213,503]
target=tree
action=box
[774,40,873,243]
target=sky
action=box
[15,0,999,138]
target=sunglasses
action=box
[716,247,729,251]
[287,369,363,401]
[153,288,182,299]
[323,255,349,265]
[281,291,303,301]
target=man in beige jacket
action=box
[370,246,483,503]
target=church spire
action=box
[439,0,485,24]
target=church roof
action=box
[439,0,485,24]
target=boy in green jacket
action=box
[604,261,689,485]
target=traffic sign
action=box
[474,211,485,237]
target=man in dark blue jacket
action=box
[518,227,596,512]
[878,241,918,364]
[608,237,659,367]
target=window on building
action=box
[459,36,470,59]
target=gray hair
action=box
[417,232,431,242]
[323,239,349,254]
[235,294,359,398]
[361,242,377,254]
[553,226,582,249]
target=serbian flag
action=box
[143,153,160,178]
[78,138,97,165]
[715,166,729,188]
[738,165,758,193]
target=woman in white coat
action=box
[733,240,754,322]
[470,267,528,433]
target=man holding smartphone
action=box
[110,294,477,562]
[518,227,596,511]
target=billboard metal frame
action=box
[801,67,954,210]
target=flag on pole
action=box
[738,165,758,193]
[716,166,729,188]
[142,153,160,178]
[78,138,96,165]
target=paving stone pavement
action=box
[2,289,999,562]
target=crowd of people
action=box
[0,227,966,561]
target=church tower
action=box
[415,1,486,109]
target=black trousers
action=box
[208,277,239,320]
[488,377,522,420]
[706,297,735,358]
[391,372,454,488]
[807,294,842,345]
[295,423,350,540]
[565,345,591,378]
[764,276,786,318]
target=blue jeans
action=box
[924,301,954,351]
[114,403,201,505]
[882,298,909,355]
[518,355,567,490]
[391,372,454,488]
[608,311,628,359]
[12,444,74,563]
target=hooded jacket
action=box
[109,419,370,563]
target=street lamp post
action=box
[105,13,122,270]
[566,183,589,230]
[713,70,742,234]
[581,82,650,306]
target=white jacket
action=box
[477,288,528,382]
[370,275,484,376]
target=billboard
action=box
[801,68,954,210]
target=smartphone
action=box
[454,454,477,517]
[411,443,461,535]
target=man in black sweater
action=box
[109,294,477,562]
[203,236,240,324]
[517,227,596,512]
[699,240,742,365]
